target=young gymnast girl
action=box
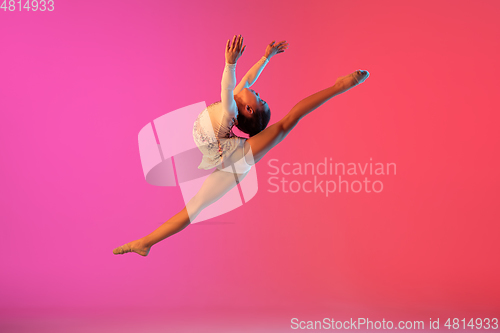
[113,35,369,256]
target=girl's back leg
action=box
[112,167,249,256]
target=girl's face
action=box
[240,88,267,114]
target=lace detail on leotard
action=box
[192,102,243,170]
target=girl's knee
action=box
[186,197,204,220]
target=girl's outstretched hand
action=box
[225,35,246,64]
[265,40,289,60]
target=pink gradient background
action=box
[1,0,499,331]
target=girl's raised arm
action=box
[221,35,245,117]
[234,40,288,95]
[221,61,238,118]
[233,56,269,95]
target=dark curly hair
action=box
[235,105,271,137]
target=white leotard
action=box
[192,56,269,173]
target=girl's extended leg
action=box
[112,168,249,256]
[244,70,369,164]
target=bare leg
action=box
[245,70,369,164]
[112,168,249,256]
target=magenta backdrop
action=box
[1,0,499,331]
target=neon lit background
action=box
[1,0,499,331]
